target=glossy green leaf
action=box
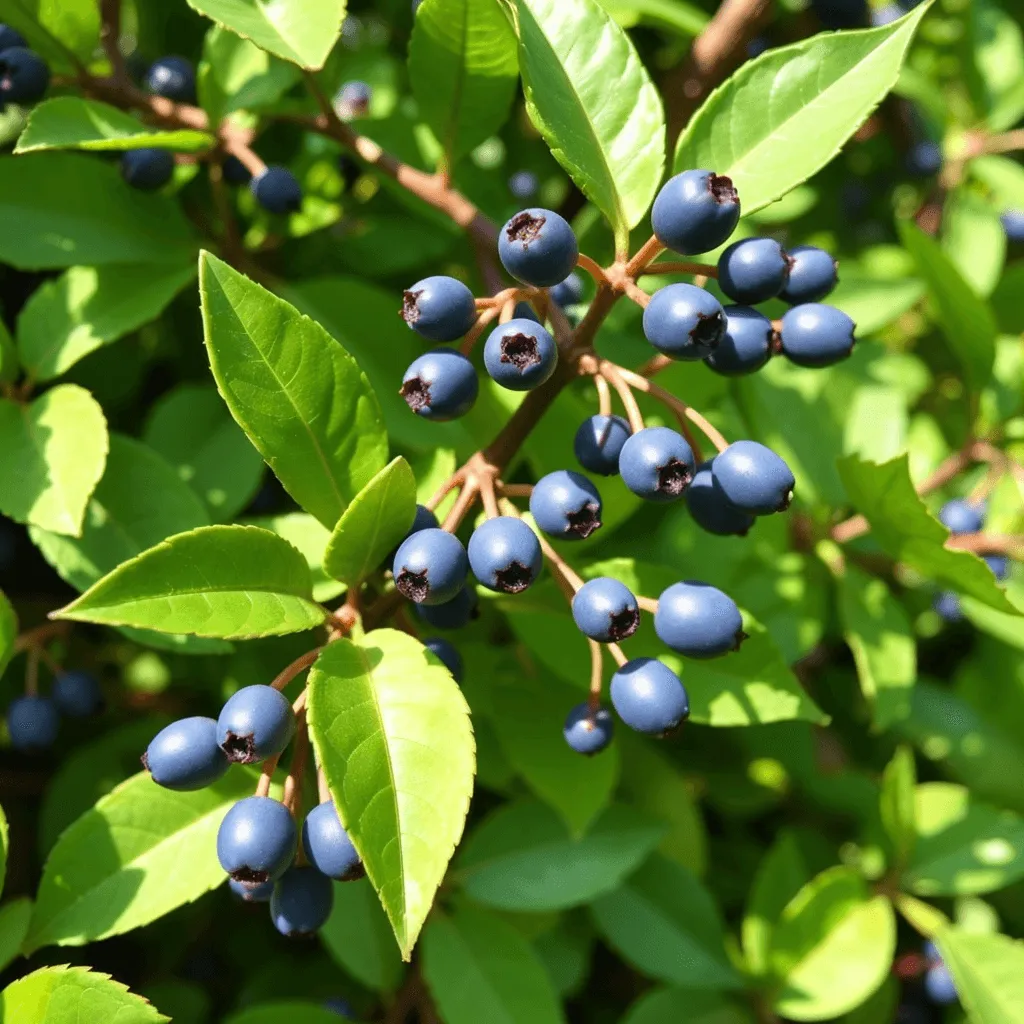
[0,383,107,537]
[942,188,1006,298]
[0,0,99,66]
[938,928,1024,1023]
[621,987,754,1024]
[200,252,387,529]
[307,630,475,959]
[879,747,917,868]
[223,1004,345,1024]
[0,898,31,973]
[54,525,326,640]
[244,513,343,604]
[675,7,929,216]
[0,591,17,679]
[514,0,665,246]
[319,880,404,992]
[969,0,1024,131]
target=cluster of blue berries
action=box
[933,498,1009,622]
[5,670,103,753]
[0,24,49,110]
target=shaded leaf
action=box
[621,987,753,1024]
[942,188,1006,298]
[0,898,31,973]
[223,1004,347,1024]
[0,590,17,679]
[879,747,917,869]
[319,880,404,993]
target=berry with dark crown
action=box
[251,166,303,214]
[145,56,196,103]
[52,670,104,717]
[216,685,295,765]
[467,516,542,594]
[643,282,726,360]
[401,276,477,342]
[483,319,558,391]
[217,796,297,885]
[655,581,746,658]
[425,636,463,681]
[779,304,856,367]
[574,415,632,476]
[704,306,773,376]
[619,426,696,502]
[685,461,755,536]
[400,349,478,420]
[7,695,59,753]
[121,148,175,191]
[529,470,603,540]
[302,802,364,881]
[572,577,640,642]
[717,237,791,304]
[610,658,690,735]
[563,703,614,755]
[498,208,579,287]
[393,528,468,605]
[780,245,838,303]
[270,866,334,937]
[143,717,229,790]
[651,170,740,255]
[712,440,794,515]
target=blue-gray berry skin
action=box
[415,586,478,629]
[499,208,579,287]
[251,166,303,214]
[229,877,275,902]
[685,461,755,536]
[610,658,690,735]
[483,319,558,391]
[338,80,371,115]
[717,237,791,304]
[385,503,439,569]
[550,272,584,308]
[400,349,478,420]
[425,636,464,682]
[512,300,542,324]
[121,148,175,191]
[217,796,297,884]
[0,25,26,53]
[704,306,773,376]
[270,866,334,937]
[938,499,983,535]
[780,245,838,304]
[0,47,49,105]
[711,440,794,515]
[986,555,1010,581]
[52,671,103,717]
[529,470,603,540]
[467,516,542,594]
[6,695,59,753]
[779,304,855,367]
[146,56,196,103]
[651,170,740,255]
[401,276,476,342]
[144,716,229,790]
[1002,210,1024,243]
[571,577,639,642]
[907,140,942,178]
[933,591,963,623]
[393,527,468,605]
[508,170,538,200]
[618,426,696,502]
[217,685,296,765]
[574,415,632,476]
[563,703,614,755]
[925,963,958,1005]
[655,581,745,659]
[302,803,364,881]
[643,283,726,360]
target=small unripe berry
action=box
[563,703,614,755]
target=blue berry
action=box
[483,319,558,391]
[217,796,297,885]
[574,415,632,476]
[986,554,1010,581]
[529,470,602,541]
[685,461,755,536]
[6,695,58,752]
[145,56,196,103]
[223,154,252,185]
[415,586,478,629]
[618,426,695,502]
[938,499,983,535]
[407,504,441,540]
[563,703,614,755]
[651,170,740,255]
[655,581,745,659]
[1002,210,1024,243]
[925,963,957,1005]
[270,866,334,937]
[324,997,357,1018]
[704,306,773,376]
[251,166,303,214]
[610,658,690,735]
[512,300,542,324]
[425,637,463,682]
[337,80,371,115]
[643,283,726,360]
[121,148,175,191]
[0,48,49,105]
[923,940,941,964]
[467,516,542,594]
[400,349,478,420]
[302,802,363,881]
[711,440,794,515]
[0,25,26,53]
[907,141,942,178]
[499,208,579,287]
[933,591,963,623]
[780,245,838,304]
[217,685,296,765]
[717,237,791,304]
[550,272,584,308]
[144,717,229,790]
[393,527,468,605]
[229,878,275,902]
[52,671,103,717]
[508,170,538,199]
[401,276,476,341]
[571,577,639,642]
[779,303,855,367]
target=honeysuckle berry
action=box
[925,963,958,1005]
[643,282,726,360]
[933,591,963,623]
[6,695,58,753]
[655,581,745,659]
[985,554,1010,581]
[717,237,791,304]
[425,636,463,682]
[406,504,441,540]
[498,208,579,287]
[401,275,476,342]
[704,306,773,376]
[217,685,296,765]
[400,349,478,420]
[415,585,478,629]
[52,670,103,718]
[779,303,855,367]
[618,426,696,503]
[251,166,303,214]
[483,319,558,391]
[145,55,196,103]
[550,272,584,309]
[0,47,49,105]
[512,300,542,324]
[574,415,631,476]
[121,148,175,191]
[508,170,538,200]
[393,528,468,605]
[1002,210,1024,243]
[0,24,26,53]
[529,470,602,541]
[229,877,275,903]
[337,80,371,116]
[651,170,740,255]
[938,498,983,535]
[571,577,640,642]
[610,658,690,736]
[143,716,229,790]
[685,461,755,536]
[563,703,614,755]
[711,440,794,515]
[216,795,297,885]
[302,802,364,881]
[907,140,942,178]
[467,516,542,594]
[270,866,334,937]
[780,245,838,304]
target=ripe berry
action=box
[574,415,631,476]
[985,554,1010,581]
[217,796,297,885]
[610,658,690,735]
[223,155,252,185]
[563,703,614,755]
[717,237,791,304]
[512,300,542,324]
[270,866,334,937]
[0,48,49,105]
[483,319,558,391]
[508,170,538,200]
[400,349,478,420]
[938,499,983,535]
[393,527,468,605]
[711,440,794,514]
[780,245,838,304]
[406,504,441,540]
[145,56,196,103]
[1002,210,1024,243]
[467,516,542,594]
[618,426,695,502]
[121,148,175,191]
[529,470,602,541]
[685,461,755,536]
[143,716,229,790]
[217,685,296,765]
[401,276,476,342]
[651,170,740,255]
[923,941,941,965]
[337,80,371,116]
[550,272,584,308]
[229,878,275,902]
[52,670,103,717]
[704,306,772,376]
[424,637,463,682]
[907,140,942,178]
[779,304,856,367]
[571,577,640,642]
[302,802,364,881]
[251,166,303,214]
[0,25,26,53]
[6,695,59,752]
[924,963,957,1005]
[655,581,745,658]
[415,585,478,629]
[933,591,963,623]
[498,208,579,287]
[643,283,726,360]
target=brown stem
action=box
[459,306,499,355]
[626,235,666,276]
[99,0,126,82]
[607,642,629,668]
[594,372,613,417]
[946,533,1024,557]
[498,483,534,498]
[536,531,585,593]
[636,353,674,379]
[622,280,651,308]
[588,639,604,712]
[636,596,659,614]
[255,754,281,797]
[599,364,645,433]
[442,480,480,531]
[577,253,609,285]
[316,766,331,804]
[982,128,1024,155]
[832,514,870,544]
[426,469,466,511]
[283,710,309,818]
[208,159,245,266]
[14,621,69,654]
[638,260,719,278]
[479,474,501,519]
[270,649,322,691]
[25,647,40,697]
[222,136,267,177]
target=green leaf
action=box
[0,384,108,536]
[0,965,168,1023]
[514,0,665,247]
[421,906,566,1024]
[0,898,31,973]
[675,7,929,216]
[319,880,403,993]
[938,928,1024,1023]
[621,988,754,1024]
[591,854,741,990]
[595,0,708,37]
[0,153,196,270]
[185,0,348,69]
[829,273,924,337]
[16,263,196,382]
[244,513,343,604]
[970,155,1024,212]
[0,0,99,67]
[0,590,18,679]
[200,252,387,529]
[223,1004,347,1024]
[879,747,917,869]
[307,630,475,959]
[0,317,19,386]
[409,0,518,166]
[455,800,664,911]
[942,188,1006,299]
[54,524,326,640]
[969,0,1024,131]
